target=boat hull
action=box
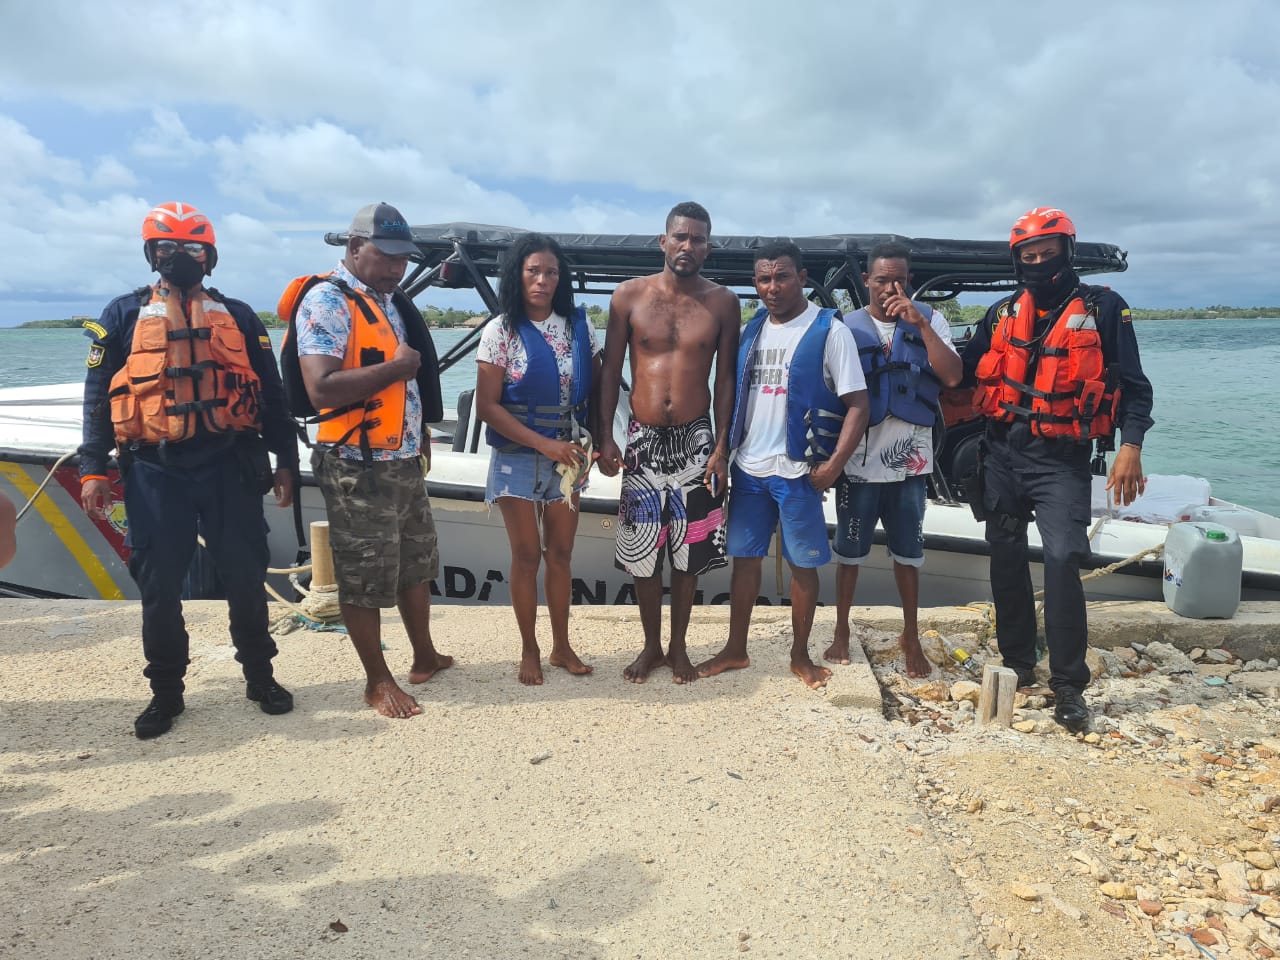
[4,447,1276,608]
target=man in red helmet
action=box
[79,202,300,738]
[962,208,1153,733]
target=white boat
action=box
[3,226,1278,606]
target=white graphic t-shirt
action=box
[845,308,957,482]
[735,302,865,479]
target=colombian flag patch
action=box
[259,335,272,349]
[1120,308,1132,323]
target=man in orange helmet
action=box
[962,208,1153,733]
[79,202,300,738]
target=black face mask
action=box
[1019,251,1078,308]
[156,251,206,290]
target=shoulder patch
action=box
[82,320,107,340]
[259,335,273,349]
[1120,307,1132,323]
[86,344,105,368]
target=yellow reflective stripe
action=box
[0,463,125,600]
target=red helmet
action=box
[142,202,216,244]
[142,202,217,272]
[1009,207,1075,251]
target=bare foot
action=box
[365,679,423,719]
[790,659,833,690]
[623,647,666,684]
[899,634,932,679]
[409,652,455,684]
[519,651,544,686]
[697,648,750,678]
[548,646,593,676]
[667,648,699,685]
[823,628,851,665]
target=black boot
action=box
[1053,686,1091,733]
[134,695,185,739]
[245,679,294,715]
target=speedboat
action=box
[3,225,1277,605]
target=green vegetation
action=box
[1126,306,1280,320]
[17,301,1280,332]
[18,317,90,328]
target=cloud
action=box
[1,0,1280,320]
[132,109,209,163]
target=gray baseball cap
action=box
[348,202,418,256]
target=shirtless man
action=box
[597,201,740,683]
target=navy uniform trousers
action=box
[981,448,1093,692]
[123,453,278,696]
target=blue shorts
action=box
[833,474,926,567]
[485,448,586,505]
[725,465,830,568]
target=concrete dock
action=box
[2,599,1277,960]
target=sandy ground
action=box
[2,600,1277,960]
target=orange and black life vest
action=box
[974,288,1119,441]
[108,284,262,445]
[277,274,442,456]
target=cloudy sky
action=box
[2,0,1278,325]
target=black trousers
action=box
[124,454,277,696]
[981,450,1092,691]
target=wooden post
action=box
[979,664,1018,727]
[310,520,335,588]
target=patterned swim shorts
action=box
[614,415,728,579]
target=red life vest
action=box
[109,285,262,445]
[974,289,1118,441]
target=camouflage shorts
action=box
[312,452,440,608]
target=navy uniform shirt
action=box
[960,283,1155,473]
[78,285,300,480]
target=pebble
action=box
[1010,883,1040,901]
[1249,852,1279,871]
[1099,881,1137,900]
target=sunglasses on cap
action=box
[153,240,208,258]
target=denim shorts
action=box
[833,474,926,567]
[485,448,587,505]
[725,465,830,568]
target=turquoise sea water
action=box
[2,319,1277,515]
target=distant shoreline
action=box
[10,314,1280,330]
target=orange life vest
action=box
[109,285,262,445]
[276,274,406,451]
[974,289,1119,441]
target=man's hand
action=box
[882,282,928,329]
[703,447,728,497]
[391,342,421,380]
[273,468,294,509]
[1105,444,1146,506]
[81,478,111,520]
[596,437,623,478]
[808,460,843,494]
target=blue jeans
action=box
[725,465,830,568]
[833,474,926,567]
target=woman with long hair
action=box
[475,233,602,685]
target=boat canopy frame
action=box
[325,222,1128,374]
